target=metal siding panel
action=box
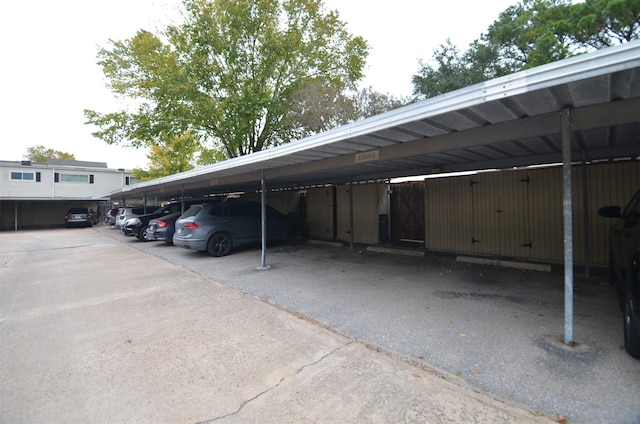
[425,176,473,253]
[354,184,381,245]
[336,185,350,242]
[425,161,638,265]
[585,161,640,266]
[336,184,379,244]
[306,187,334,240]
[472,173,501,255]
[528,167,564,262]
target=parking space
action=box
[2,227,558,423]
[100,225,640,423]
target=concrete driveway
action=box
[2,226,639,423]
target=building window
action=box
[10,171,39,181]
[59,173,89,183]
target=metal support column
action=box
[581,151,590,277]
[181,185,185,214]
[260,170,267,269]
[562,108,574,346]
[349,182,354,249]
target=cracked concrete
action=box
[1,228,552,423]
[198,342,353,423]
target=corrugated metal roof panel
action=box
[109,41,640,200]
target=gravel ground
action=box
[103,226,640,423]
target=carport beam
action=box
[562,109,574,346]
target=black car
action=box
[65,207,98,228]
[146,212,182,244]
[123,201,205,241]
[599,189,640,358]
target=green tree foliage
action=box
[132,132,200,180]
[412,39,513,99]
[569,0,640,49]
[484,0,574,70]
[85,0,368,167]
[24,145,76,163]
[412,0,640,99]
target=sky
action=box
[1,0,516,170]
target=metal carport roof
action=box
[104,40,640,347]
[106,40,639,200]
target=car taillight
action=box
[156,221,168,228]
[183,222,200,229]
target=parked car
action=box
[173,200,308,257]
[105,208,119,227]
[147,212,182,244]
[115,207,147,229]
[599,189,640,359]
[123,201,205,241]
[65,207,98,228]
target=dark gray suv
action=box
[173,200,308,257]
[64,207,98,228]
[599,189,640,359]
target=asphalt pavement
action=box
[2,226,639,423]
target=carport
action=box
[106,41,640,346]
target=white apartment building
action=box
[0,159,138,230]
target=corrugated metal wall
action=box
[425,161,639,266]
[306,187,335,240]
[335,184,380,245]
[425,176,473,254]
[240,190,301,217]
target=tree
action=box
[484,0,574,70]
[286,78,356,138]
[24,145,76,163]
[412,0,640,99]
[412,39,512,99]
[286,83,406,138]
[569,0,640,50]
[85,0,368,167]
[132,132,200,180]
[352,86,407,119]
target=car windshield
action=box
[68,208,87,214]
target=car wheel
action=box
[137,225,151,242]
[287,225,306,245]
[207,232,233,257]
[624,294,640,358]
